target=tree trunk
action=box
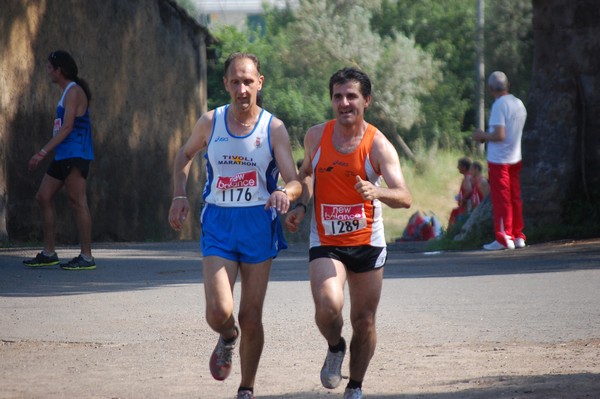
[521,0,600,227]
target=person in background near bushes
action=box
[448,156,473,229]
[168,52,300,399]
[286,67,412,399]
[24,50,96,270]
[472,71,527,251]
[470,160,490,208]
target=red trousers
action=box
[488,161,526,246]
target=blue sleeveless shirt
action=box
[53,82,94,161]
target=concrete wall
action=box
[1,0,211,244]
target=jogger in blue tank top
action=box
[24,50,96,271]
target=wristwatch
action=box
[275,186,287,194]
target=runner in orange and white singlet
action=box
[310,120,385,248]
[286,67,411,399]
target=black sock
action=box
[329,337,346,353]
[347,379,362,390]
[238,386,253,393]
[223,328,238,344]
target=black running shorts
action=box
[47,158,91,181]
[309,245,387,273]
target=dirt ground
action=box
[2,333,599,398]
[0,334,600,399]
[1,240,599,398]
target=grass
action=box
[382,148,469,242]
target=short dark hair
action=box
[223,52,261,77]
[458,156,472,170]
[472,161,483,172]
[329,67,372,99]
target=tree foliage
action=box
[204,0,533,153]
[371,0,533,150]
[208,0,438,155]
[485,0,533,102]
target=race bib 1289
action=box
[321,203,367,236]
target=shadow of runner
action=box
[258,372,600,398]
[1,239,600,296]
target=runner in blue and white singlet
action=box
[168,53,301,398]
[202,104,278,207]
[200,104,285,263]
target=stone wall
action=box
[522,0,600,226]
[0,0,211,243]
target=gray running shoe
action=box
[344,387,363,399]
[235,390,255,399]
[60,255,96,270]
[320,337,346,389]
[23,252,59,267]
[209,326,239,380]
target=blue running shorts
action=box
[200,204,288,263]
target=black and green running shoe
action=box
[60,255,96,270]
[23,252,60,267]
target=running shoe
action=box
[483,239,515,251]
[209,326,239,381]
[235,390,255,399]
[23,252,59,267]
[320,337,346,389]
[60,255,96,270]
[344,387,363,399]
[514,237,526,248]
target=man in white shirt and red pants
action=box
[473,71,527,251]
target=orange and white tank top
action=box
[309,120,385,248]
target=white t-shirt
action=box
[487,94,527,164]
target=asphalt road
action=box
[1,239,599,398]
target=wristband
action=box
[172,196,188,201]
[293,203,307,212]
[39,149,47,156]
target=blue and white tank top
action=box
[202,105,279,207]
[53,81,94,161]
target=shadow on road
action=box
[384,239,600,279]
[260,372,599,398]
[1,239,599,297]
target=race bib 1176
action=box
[215,170,259,204]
